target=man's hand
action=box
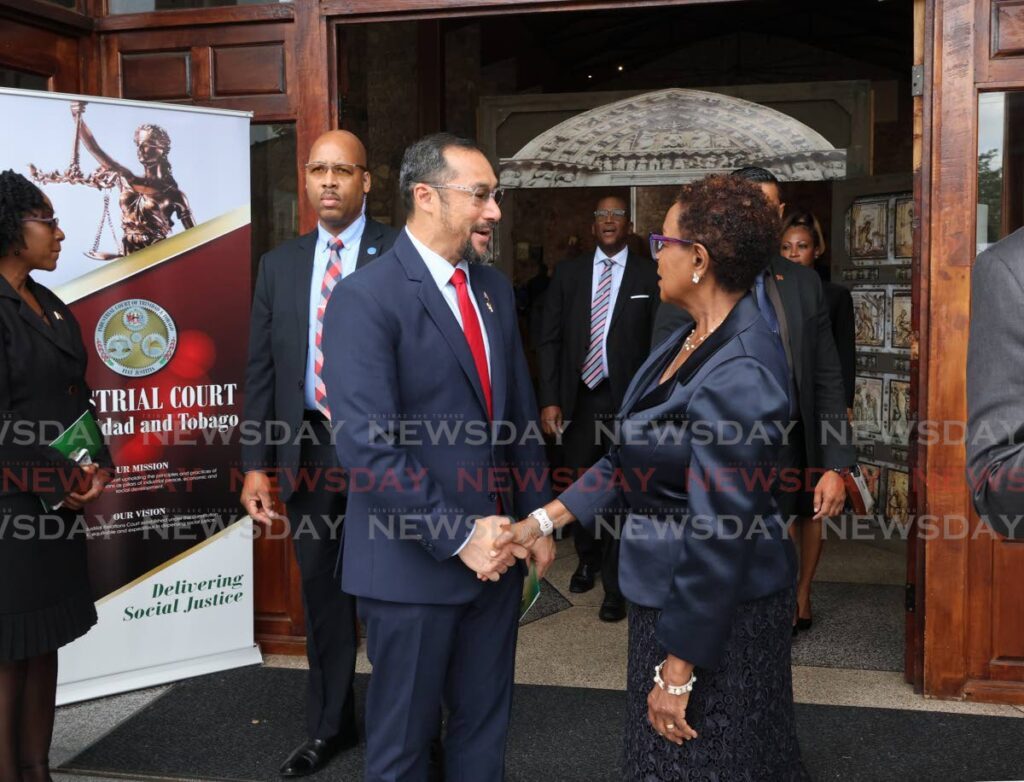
[62,463,111,510]
[540,405,563,438]
[492,517,556,579]
[458,516,524,582]
[240,470,279,525]
[814,470,847,520]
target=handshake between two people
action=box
[457,510,563,583]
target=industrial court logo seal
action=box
[95,298,177,377]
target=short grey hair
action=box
[399,133,484,212]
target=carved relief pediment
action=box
[500,88,846,188]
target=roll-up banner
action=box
[0,88,262,704]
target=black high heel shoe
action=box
[795,616,813,632]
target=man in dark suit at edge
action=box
[240,130,398,777]
[651,167,854,632]
[538,196,660,622]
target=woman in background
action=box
[0,171,111,781]
[780,209,855,633]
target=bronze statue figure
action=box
[30,101,195,259]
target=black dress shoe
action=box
[279,732,357,778]
[569,562,599,593]
[599,594,626,622]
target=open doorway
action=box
[335,0,915,684]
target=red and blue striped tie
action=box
[313,237,344,418]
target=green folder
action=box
[520,563,541,621]
[41,410,103,511]
[49,409,103,460]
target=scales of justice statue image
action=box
[29,101,195,260]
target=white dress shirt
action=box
[304,215,366,410]
[589,245,628,378]
[405,227,491,372]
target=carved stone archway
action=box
[499,88,846,188]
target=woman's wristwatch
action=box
[653,660,697,695]
[528,507,555,537]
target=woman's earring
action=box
[691,272,700,284]
[13,250,19,256]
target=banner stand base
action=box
[57,644,264,706]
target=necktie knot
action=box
[450,267,467,287]
[601,258,613,268]
[329,238,344,254]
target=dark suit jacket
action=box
[967,226,1024,538]
[560,293,796,669]
[0,275,112,508]
[823,281,856,408]
[652,255,855,472]
[241,218,398,502]
[538,251,660,418]
[322,231,551,605]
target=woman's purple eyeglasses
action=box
[649,233,695,258]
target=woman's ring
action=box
[666,723,675,730]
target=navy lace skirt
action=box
[624,588,809,782]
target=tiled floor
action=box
[52,532,1024,782]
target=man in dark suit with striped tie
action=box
[240,130,398,777]
[538,196,660,622]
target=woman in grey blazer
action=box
[498,176,808,780]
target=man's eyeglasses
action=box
[304,162,368,178]
[649,233,695,257]
[594,209,627,220]
[21,216,60,230]
[423,183,504,205]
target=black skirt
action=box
[0,495,97,661]
[624,588,809,782]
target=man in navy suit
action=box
[322,133,554,781]
[241,130,398,777]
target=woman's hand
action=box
[62,463,111,510]
[490,517,557,579]
[647,655,699,745]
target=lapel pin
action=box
[483,291,494,313]
[775,274,784,281]
[53,311,63,321]
[367,246,377,255]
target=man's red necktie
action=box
[450,268,492,419]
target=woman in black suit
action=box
[499,176,807,780]
[780,210,855,631]
[0,171,111,781]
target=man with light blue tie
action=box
[241,130,398,777]
[537,196,660,621]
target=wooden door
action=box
[0,2,88,93]
[94,3,331,655]
[918,0,1024,703]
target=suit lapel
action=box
[356,219,385,270]
[606,252,638,335]
[8,279,79,359]
[767,257,800,394]
[618,323,684,416]
[397,238,489,417]
[471,269,505,422]
[625,293,761,416]
[573,257,595,357]
[292,231,318,358]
